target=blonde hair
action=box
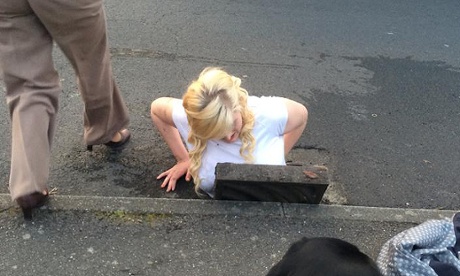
[183,67,255,194]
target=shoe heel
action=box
[16,192,49,220]
[87,145,93,151]
[22,207,32,220]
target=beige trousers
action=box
[0,0,129,200]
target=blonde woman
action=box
[150,67,308,198]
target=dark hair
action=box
[266,237,382,276]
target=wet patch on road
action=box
[308,55,460,209]
[48,138,345,205]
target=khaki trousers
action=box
[0,0,129,199]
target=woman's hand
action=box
[157,160,192,192]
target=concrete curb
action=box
[0,193,457,224]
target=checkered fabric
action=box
[377,213,460,276]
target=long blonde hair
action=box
[183,67,255,193]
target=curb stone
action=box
[0,193,457,224]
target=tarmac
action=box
[0,193,458,276]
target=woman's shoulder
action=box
[171,99,188,129]
[248,96,288,135]
[248,96,286,117]
[248,95,284,106]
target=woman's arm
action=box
[150,97,191,191]
[282,98,308,154]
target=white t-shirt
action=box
[172,96,288,197]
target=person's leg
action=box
[29,0,129,146]
[0,0,59,200]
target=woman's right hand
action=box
[156,160,192,192]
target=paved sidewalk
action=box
[0,194,457,276]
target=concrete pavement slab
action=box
[1,194,457,276]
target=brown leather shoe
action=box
[87,129,131,151]
[104,129,131,149]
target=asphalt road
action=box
[1,0,459,209]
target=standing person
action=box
[0,0,131,219]
[150,67,308,198]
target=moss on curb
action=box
[94,210,172,224]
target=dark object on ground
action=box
[266,237,382,276]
